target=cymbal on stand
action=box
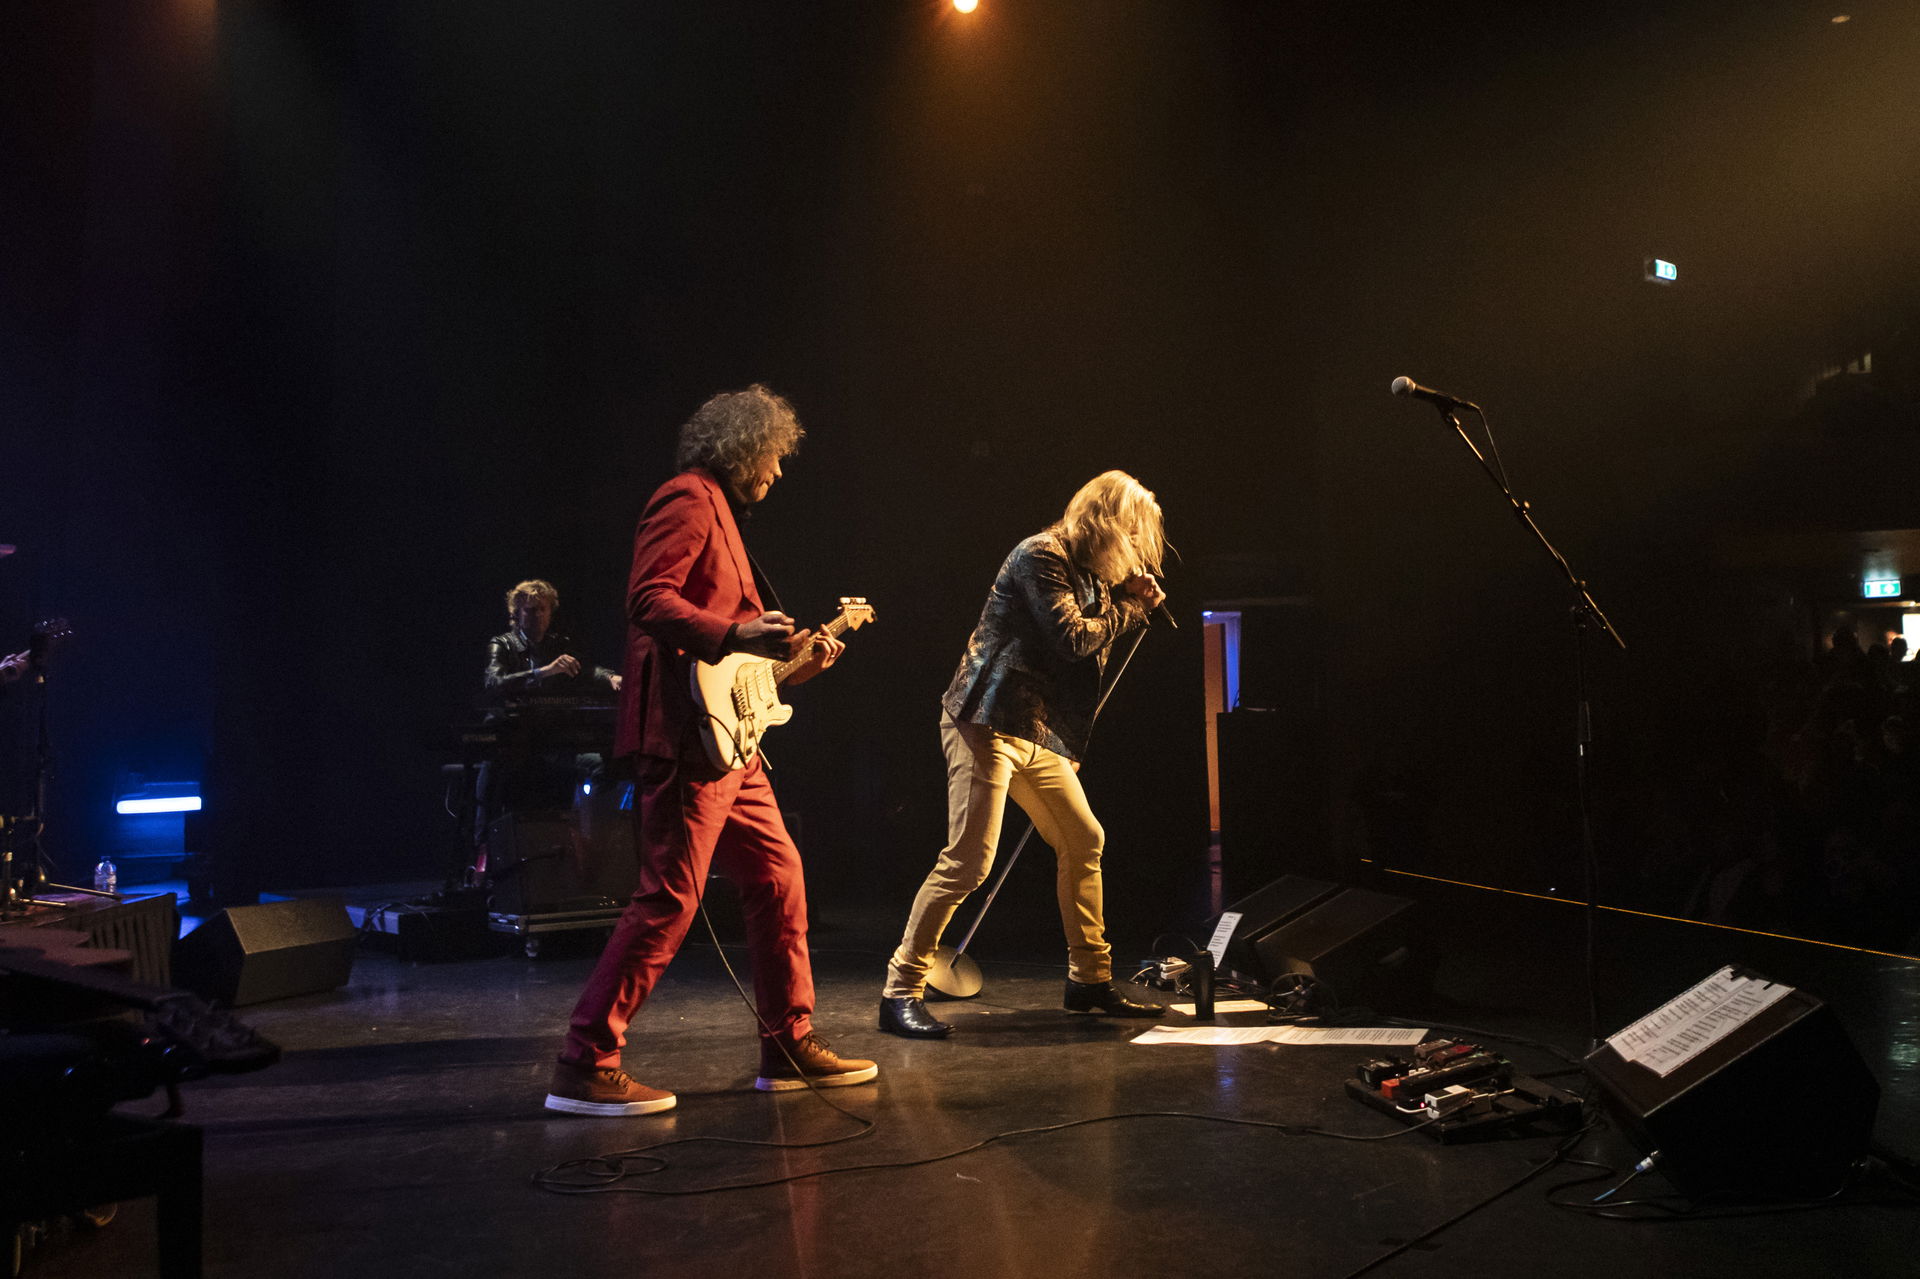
[926,946,982,999]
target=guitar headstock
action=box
[29,617,71,663]
[835,596,877,631]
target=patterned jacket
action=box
[940,530,1147,762]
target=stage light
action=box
[954,0,978,12]
[114,779,204,814]
[117,795,203,815]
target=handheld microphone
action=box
[1390,376,1476,410]
[1134,572,1178,629]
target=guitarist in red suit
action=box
[546,385,877,1117]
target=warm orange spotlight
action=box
[954,0,979,12]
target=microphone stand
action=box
[16,652,109,910]
[925,614,1158,999]
[1428,401,1624,1049]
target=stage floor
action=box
[20,881,1920,1278]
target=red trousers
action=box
[563,755,815,1068]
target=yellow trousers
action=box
[884,713,1111,997]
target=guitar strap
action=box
[743,545,785,617]
[726,493,785,616]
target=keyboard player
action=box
[486,578,622,700]
[478,579,622,825]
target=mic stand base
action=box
[925,946,984,999]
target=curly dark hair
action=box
[675,385,804,482]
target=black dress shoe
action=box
[1063,979,1166,1018]
[879,996,953,1038]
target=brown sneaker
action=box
[543,1058,676,1117]
[754,1032,879,1092]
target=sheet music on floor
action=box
[1132,1025,1427,1047]
[1169,998,1268,1016]
[1605,965,1794,1078]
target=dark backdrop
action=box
[5,1,1919,950]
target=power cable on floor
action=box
[1337,1119,1601,1278]
[1544,1154,1920,1221]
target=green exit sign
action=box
[1864,579,1902,599]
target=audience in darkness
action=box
[1684,622,1920,952]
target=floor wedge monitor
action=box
[1584,966,1879,1200]
[174,897,357,1007]
[1246,886,1417,1011]
[1211,875,1341,979]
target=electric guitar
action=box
[691,597,875,770]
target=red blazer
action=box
[614,468,763,762]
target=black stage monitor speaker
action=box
[174,897,357,1007]
[1248,886,1416,1009]
[1584,966,1879,1199]
[1213,875,1341,978]
[1212,878,1417,1009]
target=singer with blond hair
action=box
[880,470,1169,1037]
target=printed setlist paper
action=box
[1206,911,1242,969]
[1605,966,1794,1078]
[1131,1025,1428,1047]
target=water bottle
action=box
[93,855,117,895]
[1189,948,1216,1020]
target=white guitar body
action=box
[690,597,874,771]
[691,651,794,771]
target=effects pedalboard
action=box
[1343,1038,1585,1143]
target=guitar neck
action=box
[769,613,854,684]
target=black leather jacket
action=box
[484,630,618,700]
[940,530,1148,762]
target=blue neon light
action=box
[116,795,204,815]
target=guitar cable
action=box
[534,1099,1447,1199]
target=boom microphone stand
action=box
[925,611,1162,999]
[3,621,102,914]
[1393,377,1625,1048]
[20,621,110,908]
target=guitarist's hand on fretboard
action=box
[690,597,871,771]
[783,627,845,686]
